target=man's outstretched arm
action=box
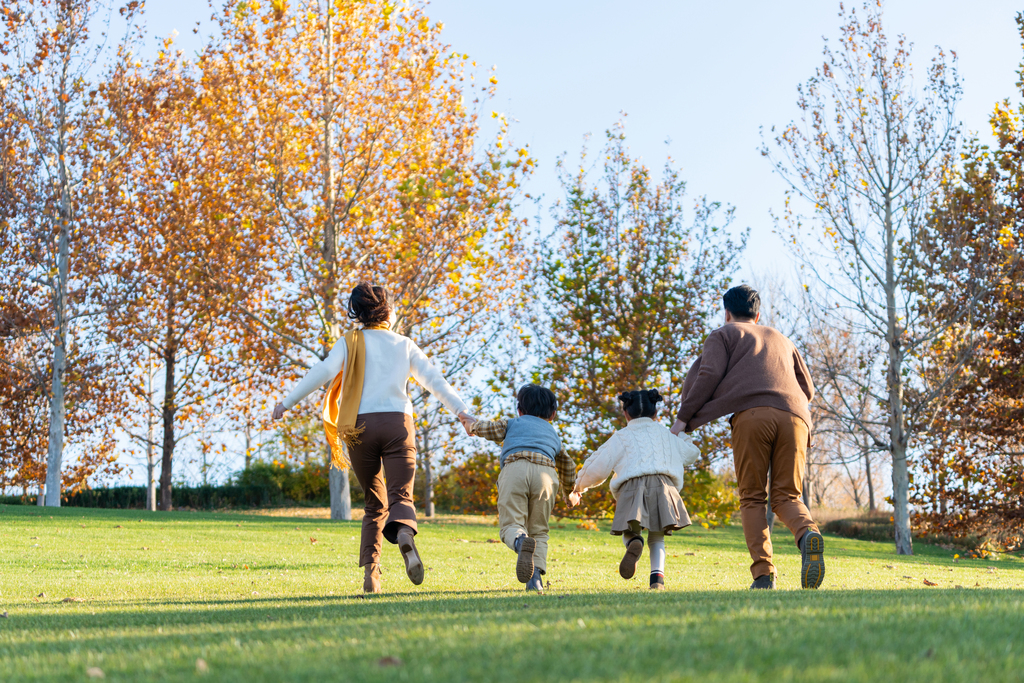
[672,333,729,433]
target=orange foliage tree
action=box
[199,0,533,518]
[0,1,135,501]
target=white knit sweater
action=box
[574,417,701,497]
[281,329,468,417]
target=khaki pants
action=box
[731,406,818,579]
[496,459,559,573]
[348,412,418,567]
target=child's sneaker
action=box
[619,536,644,579]
[526,567,544,593]
[649,572,665,590]
[515,535,536,583]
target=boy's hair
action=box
[618,389,664,419]
[347,282,392,327]
[517,384,558,419]
[723,284,760,320]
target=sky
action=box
[111,0,1024,487]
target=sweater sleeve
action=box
[793,346,815,403]
[573,433,621,494]
[675,331,729,429]
[408,341,469,416]
[281,338,348,409]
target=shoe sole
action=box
[399,535,424,586]
[619,539,643,579]
[516,537,536,583]
[801,531,825,589]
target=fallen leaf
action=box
[115,525,122,529]
[685,552,695,556]
[955,585,964,589]
[86,667,105,679]
[141,547,149,550]
[902,576,915,580]
[884,565,895,569]
[486,539,499,543]
[29,536,38,539]
[577,618,586,628]
[378,656,403,667]
[0,611,8,618]
[196,658,209,674]
[923,579,938,586]
[37,593,46,598]
[310,537,318,545]
[62,597,84,603]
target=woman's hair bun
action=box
[647,389,664,404]
[618,391,634,404]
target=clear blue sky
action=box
[142,0,1023,282]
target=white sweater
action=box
[574,417,701,497]
[281,329,468,417]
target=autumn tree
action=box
[540,124,744,516]
[0,1,137,503]
[200,0,533,519]
[910,14,1024,547]
[97,47,262,511]
[762,2,1006,553]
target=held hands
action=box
[568,491,582,507]
[458,410,476,436]
[669,418,686,436]
[272,402,286,421]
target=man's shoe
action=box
[750,574,776,590]
[526,567,544,593]
[649,572,665,590]
[363,563,382,594]
[516,535,536,583]
[619,537,644,579]
[800,530,825,589]
[396,528,424,586]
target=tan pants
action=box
[348,412,418,567]
[731,406,819,579]
[496,459,559,573]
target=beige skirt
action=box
[611,474,691,535]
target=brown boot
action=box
[396,527,424,585]
[363,564,382,594]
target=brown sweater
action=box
[676,321,814,437]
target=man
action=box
[670,284,824,589]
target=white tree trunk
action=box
[44,186,71,508]
[329,462,352,520]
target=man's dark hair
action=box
[723,284,760,320]
[517,384,558,420]
[347,282,392,327]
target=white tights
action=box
[624,524,666,574]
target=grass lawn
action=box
[1,505,1022,682]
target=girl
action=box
[569,389,700,589]
[272,283,472,594]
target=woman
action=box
[272,283,472,593]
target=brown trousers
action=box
[496,459,559,573]
[348,412,418,567]
[731,406,818,579]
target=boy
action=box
[461,384,576,592]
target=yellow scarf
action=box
[322,325,387,469]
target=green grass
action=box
[1,505,1022,682]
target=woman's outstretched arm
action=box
[273,338,348,418]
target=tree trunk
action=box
[864,446,875,512]
[884,188,913,555]
[43,152,72,507]
[765,467,774,530]
[146,353,157,512]
[329,461,352,520]
[802,475,811,509]
[421,423,434,518]
[159,335,177,512]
